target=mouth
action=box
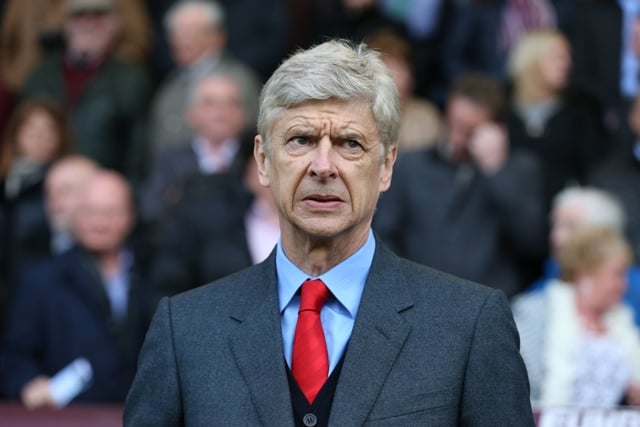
[303,194,344,209]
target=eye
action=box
[290,136,309,146]
[285,135,314,155]
[344,140,361,149]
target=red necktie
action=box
[291,279,331,404]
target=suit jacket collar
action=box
[60,246,112,321]
[228,256,295,426]
[229,243,414,425]
[330,244,414,425]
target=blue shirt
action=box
[277,230,375,374]
[103,250,133,322]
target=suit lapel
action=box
[330,245,414,425]
[229,259,295,427]
[64,248,112,321]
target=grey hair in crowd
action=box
[164,0,225,31]
[553,186,625,231]
[185,70,244,107]
[257,39,401,156]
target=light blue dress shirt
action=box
[277,230,375,374]
[103,251,133,322]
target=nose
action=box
[309,137,338,180]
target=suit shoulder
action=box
[168,261,273,312]
[379,247,499,305]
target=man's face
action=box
[46,163,96,232]
[64,9,119,59]
[168,8,223,67]
[74,175,133,254]
[550,202,583,254]
[185,76,246,143]
[255,99,396,247]
[445,96,491,159]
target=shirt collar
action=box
[276,230,376,318]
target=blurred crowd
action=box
[0,0,639,412]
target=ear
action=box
[379,144,397,192]
[254,134,271,187]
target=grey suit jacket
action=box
[124,243,534,426]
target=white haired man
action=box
[125,40,534,426]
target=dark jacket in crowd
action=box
[374,146,547,297]
[22,52,151,183]
[149,172,254,303]
[0,246,151,403]
[507,93,605,210]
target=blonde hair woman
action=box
[506,29,604,210]
[513,227,640,408]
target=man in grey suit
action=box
[125,40,535,426]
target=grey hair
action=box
[164,0,225,31]
[257,39,400,156]
[553,186,626,231]
[186,70,245,107]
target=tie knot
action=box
[299,279,330,313]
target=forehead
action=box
[196,76,241,98]
[81,179,129,206]
[272,99,376,134]
[447,96,491,120]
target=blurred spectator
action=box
[570,0,639,141]
[377,0,454,101]
[0,170,151,408]
[149,141,278,302]
[141,71,250,226]
[0,0,151,93]
[512,227,640,407]
[506,29,604,211]
[590,95,640,265]
[21,0,151,183]
[0,0,66,93]
[374,74,546,297]
[145,0,288,83]
[45,155,100,255]
[527,186,640,325]
[0,98,72,320]
[366,29,443,151]
[0,0,152,149]
[219,0,290,81]
[148,0,260,156]
[303,0,404,48]
[442,0,556,89]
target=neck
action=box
[280,226,370,277]
[517,84,557,104]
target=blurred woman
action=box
[0,98,72,311]
[513,227,640,408]
[506,29,605,211]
